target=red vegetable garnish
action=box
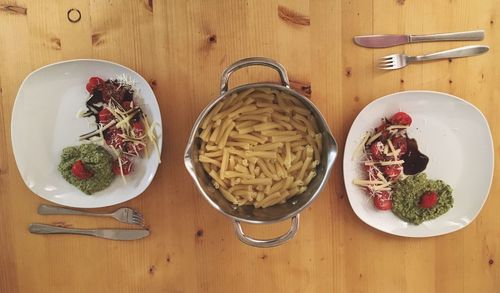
[71,160,93,179]
[132,121,145,137]
[420,191,438,208]
[105,128,124,149]
[382,165,401,179]
[112,156,133,176]
[123,141,144,157]
[86,77,104,93]
[98,108,113,125]
[390,112,412,126]
[370,141,384,160]
[373,191,392,210]
[391,136,408,155]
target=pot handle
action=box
[220,57,291,94]
[232,215,300,248]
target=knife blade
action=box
[29,223,150,241]
[354,30,484,48]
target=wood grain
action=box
[0,0,499,292]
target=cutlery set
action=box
[353,30,489,69]
[30,204,149,241]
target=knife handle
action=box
[410,30,484,43]
[38,204,109,217]
[29,223,97,237]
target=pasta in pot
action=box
[198,88,322,208]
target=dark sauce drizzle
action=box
[401,138,429,175]
[80,80,140,140]
[82,80,136,123]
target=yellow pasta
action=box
[260,130,297,136]
[275,120,294,130]
[252,142,283,151]
[253,122,282,131]
[205,144,219,151]
[234,164,249,174]
[290,119,307,132]
[201,102,225,129]
[212,101,243,121]
[203,150,223,158]
[209,170,228,189]
[241,178,273,185]
[271,135,303,143]
[198,87,322,208]
[224,171,255,179]
[235,120,259,130]
[220,149,230,179]
[245,151,277,159]
[235,114,269,122]
[245,107,274,115]
[199,155,221,167]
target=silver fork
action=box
[379,45,489,70]
[38,204,145,226]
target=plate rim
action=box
[343,90,494,238]
[11,58,163,208]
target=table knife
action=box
[29,223,150,240]
[353,30,484,48]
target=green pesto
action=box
[392,173,453,225]
[58,144,114,195]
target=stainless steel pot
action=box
[184,57,338,247]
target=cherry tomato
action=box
[86,76,104,93]
[71,160,93,179]
[382,165,401,179]
[98,108,113,125]
[112,156,133,176]
[123,141,145,157]
[420,191,438,208]
[391,136,408,155]
[370,141,384,160]
[105,128,124,149]
[132,121,145,137]
[390,112,412,126]
[373,191,392,210]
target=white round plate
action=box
[11,59,162,208]
[343,91,493,237]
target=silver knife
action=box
[29,223,150,240]
[354,30,484,48]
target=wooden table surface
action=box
[0,1,498,292]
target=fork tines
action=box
[378,54,398,70]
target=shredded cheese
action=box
[366,132,382,145]
[352,132,370,161]
[380,160,404,166]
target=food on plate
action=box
[352,111,423,209]
[352,111,453,224]
[58,144,114,195]
[78,76,160,183]
[198,88,322,208]
[391,173,453,225]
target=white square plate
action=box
[11,59,162,208]
[343,91,493,237]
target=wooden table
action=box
[0,1,498,292]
